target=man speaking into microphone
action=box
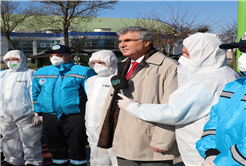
[97,26,179,166]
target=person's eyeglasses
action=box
[115,39,141,45]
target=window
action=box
[85,42,92,46]
[40,43,46,47]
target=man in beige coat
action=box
[97,26,179,166]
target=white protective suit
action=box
[85,50,118,166]
[124,33,241,165]
[0,50,43,165]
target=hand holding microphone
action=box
[110,75,137,111]
[117,93,136,111]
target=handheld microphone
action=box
[111,75,128,95]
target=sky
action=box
[99,1,238,20]
[98,1,238,33]
[17,0,239,33]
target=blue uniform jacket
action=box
[196,76,246,166]
[32,62,96,118]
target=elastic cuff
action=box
[205,149,220,158]
[70,159,87,165]
[52,158,68,165]
[38,112,43,116]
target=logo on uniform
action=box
[39,78,46,85]
[242,32,246,40]
[111,79,120,85]
[16,80,27,83]
[52,45,60,50]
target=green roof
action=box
[82,17,139,32]
[5,14,172,33]
[74,17,175,32]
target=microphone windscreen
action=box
[111,75,128,90]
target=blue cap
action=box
[219,31,246,49]
[45,45,71,55]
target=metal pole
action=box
[236,0,246,71]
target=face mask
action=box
[7,60,21,70]
[50,56,64,66]
[178,56,189,65]
[93,63,110,76]
[238,53,246,72]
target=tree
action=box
[70,31,90,65]
[219,19,237,70]
[1,1,32,50]
[135,3,216,56]
[32,1,118,47]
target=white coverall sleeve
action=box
[126,84,215,125]
[29,71,35,112]
[150,64,178,151]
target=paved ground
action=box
[41,128,53,166]
[41,127,184,166]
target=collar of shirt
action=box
[131,55,144,64]
[127,55,144,73]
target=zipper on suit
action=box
[52,75,60,115]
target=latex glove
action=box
[201,155,216,166]
[150,146,166,153]
[32,113,43,127]
[117,93,137,111]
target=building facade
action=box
[0,17,183,69]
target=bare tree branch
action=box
[135,2,218,56]
[29,0,118,47]
[1,1,33,50]
[69,25,90,65]
[219,18,237,70]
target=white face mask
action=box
[7,60,21,70]
[50,56,64,66]
[178,56,189,65]
[93,63,110,76]
[238,53,246,72]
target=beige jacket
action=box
[99,51,179,161]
